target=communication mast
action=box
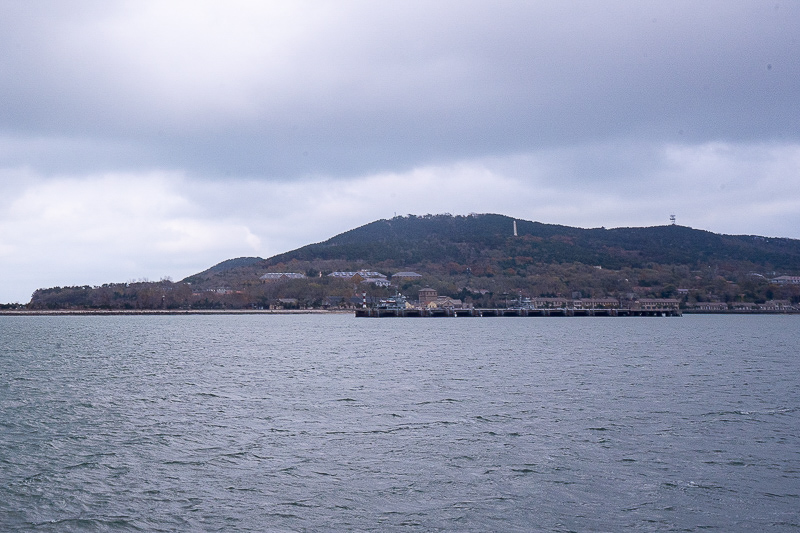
[670,214,676,225]
[513,220,518,236]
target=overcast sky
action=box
[1,1,799,303]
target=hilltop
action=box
[28,214,800,309]
[259,214,800,270]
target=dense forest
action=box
[27,214,800,310]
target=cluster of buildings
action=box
[685,300,796,312]
[257,269,798,313]
[770,276,800,285]
[381,289,681,312]
[259,272,307,281]
[261,269,422,288]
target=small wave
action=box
[280,500,315,508]
[266,512,303,520]
[194,392,224,398]
[764,492,800,499]
[685,481,733,492]
[64,461,95,470]
[225,486,259,492]
[416,398,460,406]
[219,451,248,459]
[162,460,207,466]
[33,517,136,530]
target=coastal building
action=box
[635,299,680,311]
[418,288,438,306]
[573,298,620,309]
[529,297,569,309]
[687,302,728,311]
[426,296,463,309]
[760,300,792,311]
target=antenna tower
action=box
[670,214,676,225]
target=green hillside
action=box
[28,214,800,310]
[262,213,800,272]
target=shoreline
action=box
[1,309,798,317]
[0,309,353,316]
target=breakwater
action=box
[356,307,682,317]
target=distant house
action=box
[361,277,391,287]
[392,271,422,279]
[328,270,387,281]
[635,299,680,310]
[771,276,800,285]
[530,297,569,309]
[418,288,438,306]
[427,296,463,309]
[687,302,728,311]
[573,298,619,309]
[760,300,792,311]
[260,272,306,281]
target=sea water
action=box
[1,314,798,532]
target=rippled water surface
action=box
[1,314,799,531]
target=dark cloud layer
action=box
[1,1,797,177]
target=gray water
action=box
[1,314,798,532]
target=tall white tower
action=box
[513,220,518,236]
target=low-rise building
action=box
[760,300,792,311]
[771,276,800,285]
[530,297,570,309]
[361,277,391,287]
[328,270,387,281]
[426,296,463,309]
[392,271,422,279]
[573,298,620,309]
[418,288,438,306]
[260,272,306,281]
[635,299,680,310]
[687,302,728,311]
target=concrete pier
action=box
[355,307,682,318]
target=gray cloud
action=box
[1,1,797,177]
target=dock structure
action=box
[356,306,682,318]
[356,294,682,317]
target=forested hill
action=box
[260,214,800,272]
[28,214,800,309]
